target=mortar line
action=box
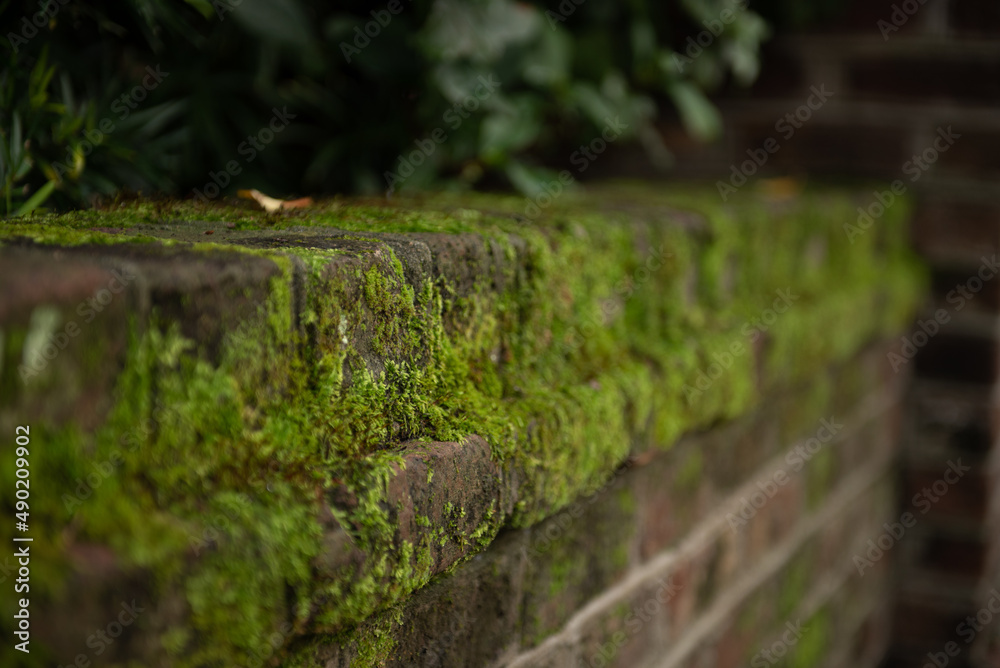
[502,387,898,667]
[650,442,894,668]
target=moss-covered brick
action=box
[0,183,924,666]
[518,470,638,645]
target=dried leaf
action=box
[238,189,313,213]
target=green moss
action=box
[674,448,704,492]
[787,609,829,668]
[470,501,497,549]
[362,262,416,356]
[0,183,926,665]
[351,608,402,668]
[777,552,812,620]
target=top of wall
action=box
[0,182,923,667]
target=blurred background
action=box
[4,1,1000,666]
[3,0,787,211]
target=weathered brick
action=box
[914,533,987,577]
[901,464,988,521]
[929,266,1000,315]
[43,242,285,363]
[742,472,805,564]
[665,481,892,668]
[0,248,134,431]
[385,436,512,578]
[575,581,672,668]
[635,345,896,564]
[888,597,976,653]
[634,437,714,561]
[388,529,528,668]
[518,474,637,647]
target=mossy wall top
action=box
[0,183,924,667]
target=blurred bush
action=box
[1,0,781,214]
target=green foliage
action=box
[1,0,781,214]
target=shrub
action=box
[1,0,784,214]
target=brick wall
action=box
[588,0,1000,665]
[0,185,921,667]
[290,345,906,668]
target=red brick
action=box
[908,382,993,450]
[712,616,756,668]
[576,582,671,668]
[852,601,893,666]
[930,267,1000,314]
[915,534,987,576]
[735,123,911,178]
[519,475,637,646]
[387,529,528,668]
[0,249,134,430]
[848,56,1000,104]
[890,598,975,649]
[743,474,806,562]
[902,465,988,520]
[912,199,1000,263]
[933,131,1000,181]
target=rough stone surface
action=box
[0,186,922,667]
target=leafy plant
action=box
[0,0,790,215]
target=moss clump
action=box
[0,183,925,666]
